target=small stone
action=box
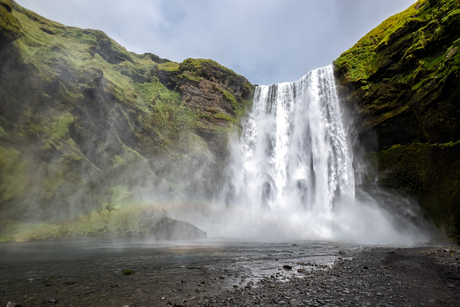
[447,284,455,288]
[48,298,58,303]
[283,265,293,270]
[317,299,326,305]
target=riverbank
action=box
[185,246,460,307]
[1,242,459,306]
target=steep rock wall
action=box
[334,0,460,240]
[0,0,254,227]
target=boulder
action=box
[153,217,207,240]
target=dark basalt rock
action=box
[153,217,207,241]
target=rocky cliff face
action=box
[334,0,460,241]
[0,0,253,240]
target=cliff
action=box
[0,1,253,240]
[334,0,460,241]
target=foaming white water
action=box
[207,65,432,244]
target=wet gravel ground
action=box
[182,246,460,307]
[0,241,459,306]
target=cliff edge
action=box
[334,0,460,241]
[0,0,253,240]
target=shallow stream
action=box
[0,239,366,305]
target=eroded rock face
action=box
[334,0,460,240]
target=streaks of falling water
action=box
[197,65,432,243]
[228,65,354,213]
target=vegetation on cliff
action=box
[334,0,460,241]
[0,0,254,241]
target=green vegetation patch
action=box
[377,142,460,240]
[0,147,27,202]
[0,202,169,242]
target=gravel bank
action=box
[1,244,459,306]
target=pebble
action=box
[47,298,58,303]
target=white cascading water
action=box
[210,65,432,244]
[228,65,354,212]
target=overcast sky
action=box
[15,0,416,85]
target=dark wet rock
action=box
[334,0,460,241]
[153,217,207,240]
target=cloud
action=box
[15,0,416,84]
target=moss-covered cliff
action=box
[334,0,460,241]
[0,0,254,240]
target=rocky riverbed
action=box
[1,241,459,306]
[183,246,460,307]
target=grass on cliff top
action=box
[8,1,203,142]
[10,2,179,105]
[334,0,428,81]
[335,0,460,99]
[179,58,240,78]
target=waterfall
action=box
[226,65,354,213]
[211,65,432,244]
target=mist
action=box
[163,66,434,245]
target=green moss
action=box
[112,155,126,168]
[110,185,132,205]
[220,88,237,108]
[41,161,65,200]
[0,147,27,201]
[43,112,74,150]
[179,58,246,82]
[178,72,201,83]
[157,61,179,72]
[377,142,460,239]
[0,0,253,233]
[0,0,21,42]
[0,126,7,138]
[334,0,426,82]
[334,0,460,241]
[122,270,135,275]
[0,0,13,12]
